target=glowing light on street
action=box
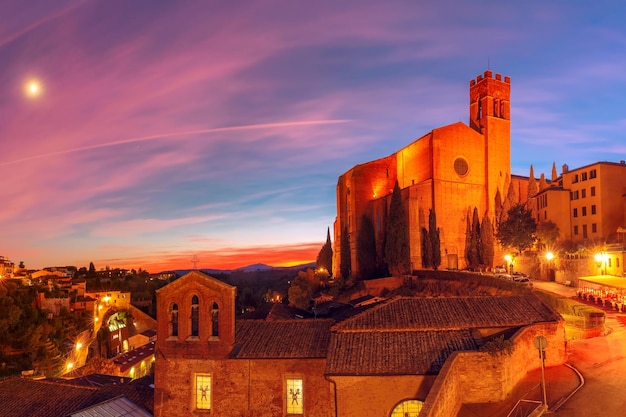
[545,252,554,261]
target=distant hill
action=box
[165,261,316,277]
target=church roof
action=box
[0,377,153,417]
[332,294,560,332]
[232,319,334,359]
[326,329,477,375]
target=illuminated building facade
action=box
[334,70,513,276]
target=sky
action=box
[1,0,625,272]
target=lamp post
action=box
[505,254,514,275]
[594,252,608,275]
[534,336,549,412]
[545,252,554,281]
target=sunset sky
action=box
[1,1,625,272]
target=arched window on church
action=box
[477,100,483,120]
[211,302,219,338]
[390,399,423,417]
[170,303,179,337]
[191,295,199,337]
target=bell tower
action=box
[469,70,511,218]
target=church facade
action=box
[334,70,517,277]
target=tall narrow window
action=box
[286,378,303,415]
[195,374,211,410]
[191,295,199,337]
[591,205,597,215]
[582,207,587,216]
[211,302,219,338]
[591,186,596,196]
[583,224,588,239]
[170,303,178,337]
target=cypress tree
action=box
[421,227,432,268]
[480,215,495,269]
[468,207,481,270]
[315,227,333,276]
[340,227,351,280]
[357,215,377,279]
[429,209,441,270]
[384,182,410,277]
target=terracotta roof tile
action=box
[326,330,477,375]
[333,294,559,331]
[232,319,334,359]
[0,377,153,417]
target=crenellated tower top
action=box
[469,70,511,132]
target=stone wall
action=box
[419,321,566,417]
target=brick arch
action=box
[167,300,180,339]
[208,299,220,339]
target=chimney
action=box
[562,164,569,174]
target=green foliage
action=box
[480,215,495,268]
[340,227,351,279]
[536,221,560,247]
[357,215,377,279]
[315,228,333,277]
[288,274,312,310]
[479,335,514,356]
[384,182,410,276]
[429,209,441,270]
[496,203,537,254]
[421,227,432,268]
[467,207,481,270]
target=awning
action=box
[578,275,626,290]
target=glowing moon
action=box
[25,80,42,97]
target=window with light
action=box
[286,378,303,415]
[195,374,211,410]
[390,399,423,417]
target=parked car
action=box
[512,272,530,281]
[493,265,507,274]
[497,274,513,281]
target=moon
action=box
[25,80,42,97]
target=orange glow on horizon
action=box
[94,242,322,273]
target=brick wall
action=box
[419,321,566,416]
[155,357,333,417]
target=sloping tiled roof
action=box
[232,319,334,359]
[333,294,560,332]
[326,329,477,375]
[113,341,155,372]
[69,395,152,417]
[0,377,153,417]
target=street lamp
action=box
[545,252,554,281]
[594,252,608,275]
[505,254,513,274]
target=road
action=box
[533,281,626,416]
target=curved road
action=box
[533,281,626,416]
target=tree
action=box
[467,207,481,270]
[496,204,537,254]
[288,273,312,310]
[315,228,333,277]
[384,182,410,277]
[536,221,560,248]
[421,227,432,268]
[340,227,351,280]
[480,215,495,268]
[429,209,441,270]
[357,215,377,279]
